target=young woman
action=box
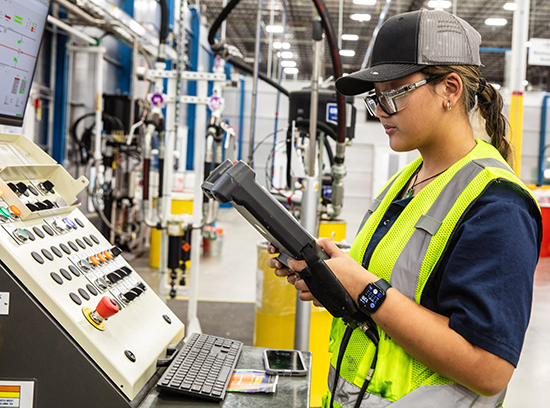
[268,9,542,408]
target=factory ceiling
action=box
[202,0,550,91]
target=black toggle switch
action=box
[42,200,55,209]
[123,290,138,302]
[7,182,18,193]
[120,266,132,275]
[16,182,29,196]
[106,272,122,285]
[110,247,123,257]
[35,201,48,210]
[26,203,39,212]
[41,180,55,193]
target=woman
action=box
[268,9,542,408]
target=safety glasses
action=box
[363,77,434,117]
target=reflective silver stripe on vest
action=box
[390,158,513,300]
[328,364,392,408]
[357,172,404,234]
[328,365,506,408]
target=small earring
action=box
[447,102,452,111]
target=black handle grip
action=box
[298,257,367,324]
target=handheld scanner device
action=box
[202,159,366,324]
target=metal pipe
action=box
[94,48,105,166]
[247,0,264,167]
[338,0,343,49]
[308,22,322,176]
[47,15,96,45]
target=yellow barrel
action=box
[149,193,194,268]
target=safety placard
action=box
[0,380,34,408]
[528,38,550,67]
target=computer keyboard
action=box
[157,332,243,402]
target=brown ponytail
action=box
[421,66,513,165]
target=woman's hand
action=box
[266,244,321,306]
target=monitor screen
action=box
[0,0,50,127]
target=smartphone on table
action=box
[262,349,307,376]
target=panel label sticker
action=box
[0,293,9,315]
[0,380,35,408]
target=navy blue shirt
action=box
[361,179,542,366]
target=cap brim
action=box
[335,64,427,96]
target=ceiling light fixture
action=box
[350,14,371,22]
[273,41,291,49]
[339,50,356,57]
[503,3,518,11]
[485,18,507,26]
[284,67,299,75]
[352,0,376,5]
[341,34,359,41]
[266,25,284,33]
[281,60,297,68]
[277,51,293,59]
[427,1,451,8]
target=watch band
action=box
[374,278,391,292]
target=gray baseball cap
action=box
[335,9,482,96]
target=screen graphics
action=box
[0,0,50,126]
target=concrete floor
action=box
[131,207,550,407]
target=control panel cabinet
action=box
[0,134,184,407]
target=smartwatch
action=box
[358,279,391,315]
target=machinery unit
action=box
[0,133,184,407]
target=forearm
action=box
[373,287,514,396]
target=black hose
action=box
[155,0,169,61]
[207,0,290,97]
[230,57,290,97]
[208,0,241,48]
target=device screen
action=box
[265,350,305,371]
[0,0,50,126]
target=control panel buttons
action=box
[74,218,84,228]
[13,228,29,243]
[68,241,79,252]
[83,236,93,247]
[103,250,113,260]
[16,182,29,197]
[27,184,39,196]
[41,249,54,261]
[95,277,109,290]
[78,259,92,271]
[39,180,55,194]
[53,219,67,233]
[26,203,39,212]
[33,226,45,238]
[43,225,54,236]
[9,206,21,217]
[51,272,63,285]
[68,265,81,277]
[96,253,107,263]
[106,272,122,285]
[110,247,123,257]
[90,234,100,244]
[69,292,82,305]
[43,200,55,209]
[86,284,98,296]
[76,239,86,249]
[31,251,44,264]
[60,243,71,254]
[36,202,48,211]
[51,246,63,258]
[0,206,10,218]
[89,256,100,266]
[79,288,91,301]
[60,268,72,281]
[7,182,17,194]
[63,218,75,229]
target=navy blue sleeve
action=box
[422,181,541,366]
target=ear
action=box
[438,73,463,110]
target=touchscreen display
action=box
[265,350,305,371]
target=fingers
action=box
[316,237,340,257]
[267,243,279,254]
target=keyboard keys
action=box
[156,333,243,402]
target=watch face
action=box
[359,283,385,312]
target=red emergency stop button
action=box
[95,296,119,319]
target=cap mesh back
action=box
[417,10,481,66]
